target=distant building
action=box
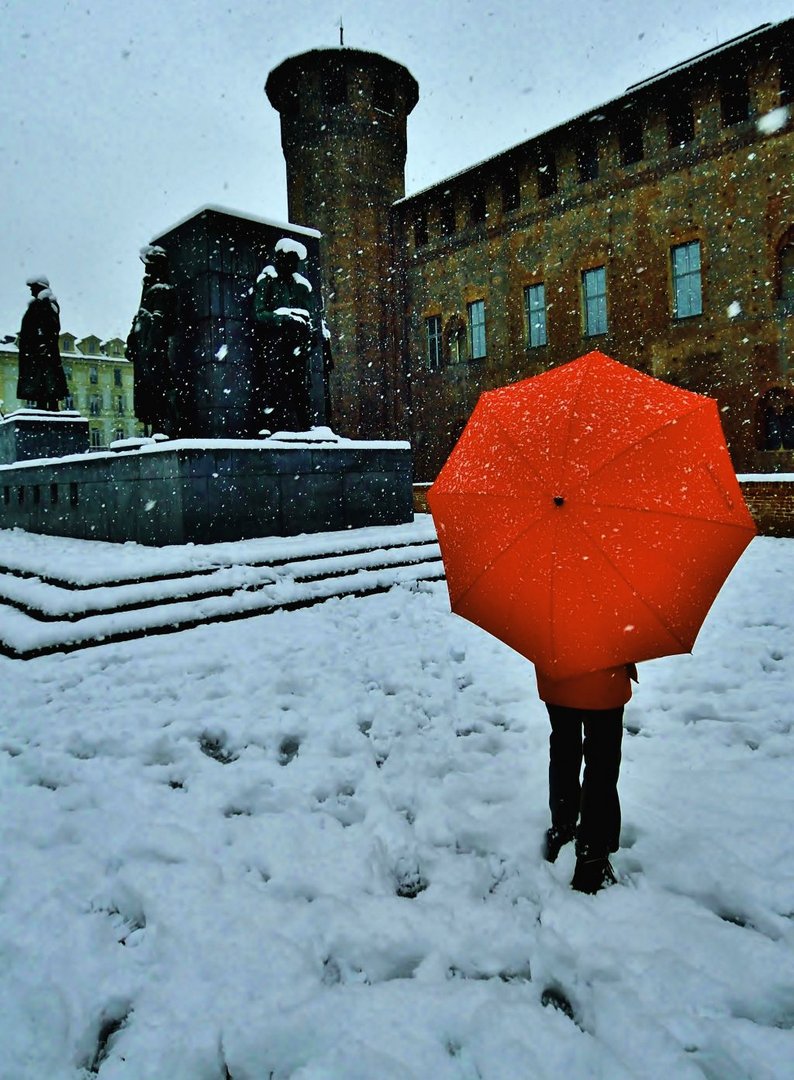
[267,17,794,480]
[0,333,141,448]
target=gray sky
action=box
[1,0,791,340]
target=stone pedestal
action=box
[0,410,88,465]
[0,434,413,545]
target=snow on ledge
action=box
[0,433,411,471]
[738,473,794,482]
[1,409,87,426]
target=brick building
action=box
[267,19,794,482]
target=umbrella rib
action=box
[578,499,755,531]
[573,516,691,653]
[451,507,556,608]
[581,399,713,487]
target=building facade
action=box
[267,19,794,481]
[0,333,141,448]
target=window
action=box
[469,189,486,225]
[446,318,466,365]
[502,170,520,212]
[667,89,694,146]
[582,267,608,336]
[524,284,548,347]
[671,241,703,319]
[64,364,72,381]
[113,367,122,387]
[89,393,102,416]
[414,211,428,248]
[468,300,486,359]
[426,315,442,371]
[759,390,794,450]
[90,427,102,448]
[619,113,644,165]
[114,427,125,442]
[577,137,598,183]
[440,191,456,236]
[64,393,74,410]
[779,243,794,313]
[720,71,749,126]
[89,365,98,385]
[537,148,557,198]
[116,395,125,416]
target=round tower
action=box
[266,49,419,438]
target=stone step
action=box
[0,524,444,659]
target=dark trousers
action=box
[546,703,624,857]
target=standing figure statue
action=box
[16,275,67,411]
[254,238,319,433]
[126,245,176,437]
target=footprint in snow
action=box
[278,735,301,765]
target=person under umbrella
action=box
[537,661,638,893]
[428,351,757,895]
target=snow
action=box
[274,306,310,322]
[728,300,742,318]
[757,106,790,135]
[275,236,309,261]
[0,408,86,426]
[257,264,278,282]
[0,435,411,473]
[0,527,793,1077]
[738,474,794,483]
[153,205,320,243]
[293,272,312,292]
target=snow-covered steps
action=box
[0,517,444,659]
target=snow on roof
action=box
[152,204,321,242]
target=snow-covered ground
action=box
[1,532,793,1079]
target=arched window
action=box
[758,388,794,450]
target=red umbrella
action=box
[427,351,756,680]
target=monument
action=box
[16,275,67,411]
[0,275,89,466]
[126,246,177,437]
[0,206,413,545]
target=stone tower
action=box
[266,48,419,438]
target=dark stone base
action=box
[0,410,89,464]
[0,437,413,545]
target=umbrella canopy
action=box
[428,351,757,680]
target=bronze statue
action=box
[254,239,319,432]
[126,246,176,437]
[16,275,67,411]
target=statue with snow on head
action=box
[16,275,67,411]
[254,237,319,433]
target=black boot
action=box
[571,855,617,894]
[542,825,575,863]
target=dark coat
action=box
[127,278,175,426]
[17,292,67,403]
[254,268,318,430]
